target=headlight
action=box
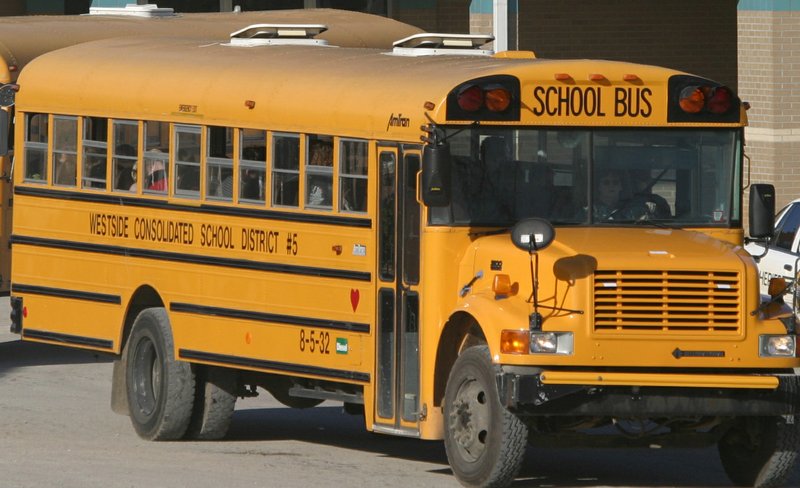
[530,332,573,355]
[759,335,796,357]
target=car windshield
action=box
[429,127,742,228]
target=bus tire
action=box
[184,366,237,440]
[125,307,195,441]
[718,415,800,487]
[443,346,527,488]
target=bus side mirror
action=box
[749,183,775,239]
[422,142,451,207]
[511,218,555,252]
[0,110,9,157]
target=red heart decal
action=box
[350,289,360,312]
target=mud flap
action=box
[110,339,129,415]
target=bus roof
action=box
[16,36,732,139]
[0,9,421,83]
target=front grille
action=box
[593,270,741,335]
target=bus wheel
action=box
[125,307,195,441]
[184,366,237,440]
[718,416,800,487]
[443,346,527,488]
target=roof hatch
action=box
[226,24,330,47]
[391,33,494,57]
[87,3,176,17]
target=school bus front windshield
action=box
[430,127,741,228]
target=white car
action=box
[746,197,800,296]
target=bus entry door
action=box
[374,145,421,434]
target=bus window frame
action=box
[239,128,267,204]
[339,138,369,214]
[305,134,334,211]
[81,116,108,190]
[111,119,139,194]
[23,112,49,184]
[271,132,300,209]
[174,124,201,199]
[206,125,234,203]
[52,115,78,188]
[143,120,170,196]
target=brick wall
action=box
[739,8,800,210]
[393,0,468,34]
[517,0,738,90]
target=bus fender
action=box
[451,293,530,358]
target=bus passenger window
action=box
[174,125,201,197]
[143,121,169,194]
[272,133,299,207]
[306,135,333,210]
[207,126,233,202]
[240,128,266,203]
[24,113,48,183]
[82,117,107,189]
[53,116,78,187]
[340,139,368,213]
[113,120,138,192]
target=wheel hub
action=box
[448,378,489,462]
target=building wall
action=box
[393,0,468,34]
[0,0,26,15]
[516,0,738,90]
[739,4,800,210]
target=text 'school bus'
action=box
[4,26,799,488]
[0,6,422,295]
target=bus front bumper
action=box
[498,369,800,417]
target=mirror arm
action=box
[744,236,770,261]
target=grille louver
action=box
[593,270,741,335]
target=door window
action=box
[773,203,800,252]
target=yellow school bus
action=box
[0,7,420,295]
[5,28,799,488]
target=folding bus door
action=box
[374,144,421,435]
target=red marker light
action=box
[679,86,705,113]
[22,306,27,318]
[485,88,511,112]
[457,85,484,112]
[707,87,732,114]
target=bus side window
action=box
[24,113,48,183]
[174,124,201,197]
[207,126,233,202]
[82,116,107,190]
[53,115,78,187]
[112,120,138,192]
[143,121,169,194]
[306,134,333,210]
[240,128,266,203]
[272,133,299,207]
[340,139,368,213]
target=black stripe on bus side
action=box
[179,349,371,383]
[170,302,370,333]
[13,283,122,304]
[14,186,372,229]
[11,235,372,282]
[22,328,114,350]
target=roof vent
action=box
[87,3,176,17]
[391,33,494,57]
[226,24,330,47]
